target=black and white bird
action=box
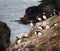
[38,17,42,21]
[50,9,56,16]
[43,12,47,20]
[30,21,34,27]
[35,30,42,37]
[38,31,42,36]
[36,16,42,21]
[52,23,58,27]
[38,25,44,30]
[45,24,50,29]
[23,33,29,38]
[17,39,21,45]
[53,9,56,15]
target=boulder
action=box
[0,21,11,51]
[20,0,60,24]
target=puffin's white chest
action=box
[24,34,28,37]
[53,12,56,15]
[53,9,56,15]
[38,26,43,30]
[46,25,50,29]
[38,32,42,36]
[30,23,33,27]
[43,15,47,19]
[54,23,57,27]
[35,31,42,36]
[17,40,21,44]
[38,17,42,21]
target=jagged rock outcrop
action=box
[0,21,11,51]
[20,0,60,24]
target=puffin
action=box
[35,30,42,37]
[50,9,56,16]
[17,39,21,45]
[38,31,42,37]
[38,17,42,21]
[43,12,47,20]
[36,16,42,21]
[38,25,44,30]
[52,23,58,27]
[53,9,56,15]
[23,33,29,38]
[30,21,34,27]
[45,24,50,29]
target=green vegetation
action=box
[52,46,59,51]
[29,30,35,36]
[48,16,56,22]
[54,24,60,31]
[26,44,35,49]
[29,27,37,36]
[38,47,46,51]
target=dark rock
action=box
[42,0,60,15]
[42,0,56,5]
[20,5,43,24]
[55,0,60,14]
[42,4,55,17]
[25,6,40,19]
[20,4,55,24]
[20,15,37,24]
[0,21,11,51]
[20,0,60,24]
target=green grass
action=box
[29,30,35,36]
[54,24,60,31]
[29,27,37,37]
[38,47,46,51]
[48,16,56,22]
[52,46,59,51]
[26,44,35,49]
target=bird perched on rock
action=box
[53,9,56,15]
[38,25,44,30]
[30,21,34,27]
[38,31,42,37]
[51,9,58,16]
[35,30,42,37]
[23,33,29,38]
[43,12,47,20]
[36,16,42,21]
[17,39,21,45]
[45,24,50,29]
[52,23,58,27]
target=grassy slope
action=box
[7,16,60,51]
[25,16,60,51]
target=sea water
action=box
[0,0,40,41]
